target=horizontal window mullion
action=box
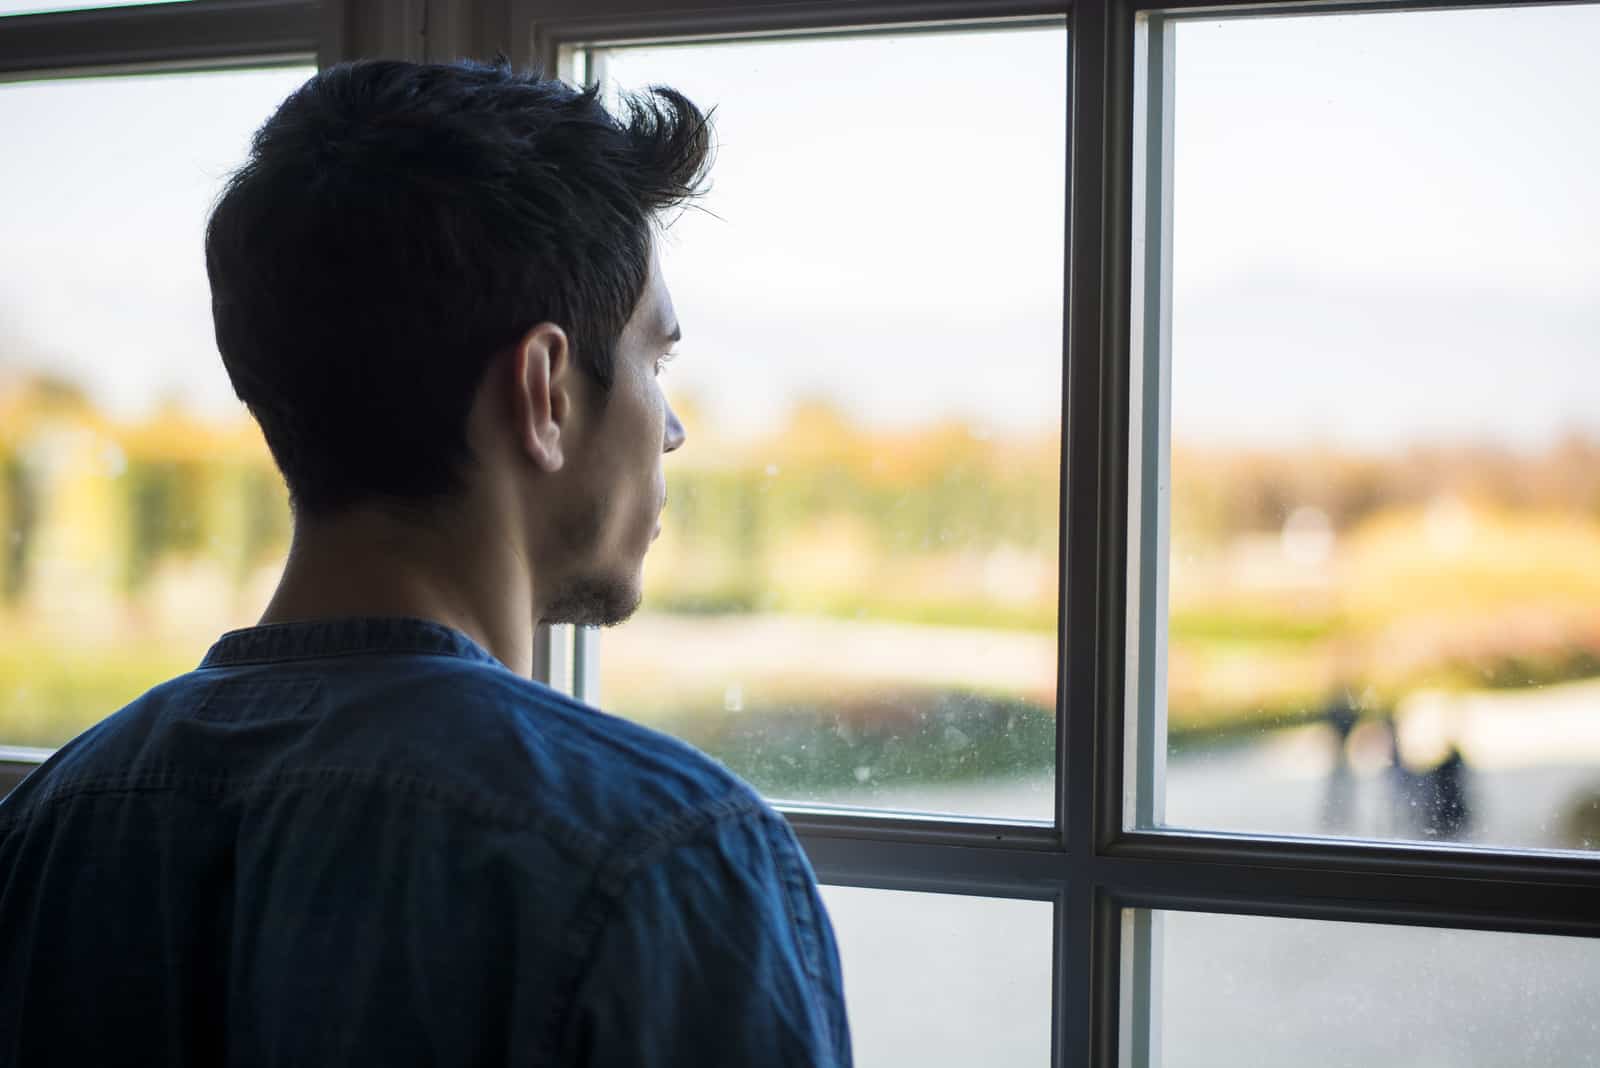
[1097,837,1600,938]
[1112,829,1600,888]
[1103,870,1600,940]
[0,0,317,83]
[791,820,1600,933]
[0,753,47,799]
[795,826,1068,899]
[529,0,1066,66]
[783,804,1060,849]
[1132,0,1573,18]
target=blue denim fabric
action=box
[0,617,852,1067]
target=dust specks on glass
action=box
[824,887,1051,1066]
[1148,910,1600,1066]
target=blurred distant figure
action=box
[1383,717,1413,837]
[1319,688,1361,831]
[1384,719,1473,840]
[1418,745,1472,838]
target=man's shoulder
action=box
[342,656,771,857]
[2,654,771,866]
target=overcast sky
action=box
[1168,5,1600,450]
[0,4,1594,450]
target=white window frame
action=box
[2,2,1597,1064]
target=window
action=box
[3,2,1596,1063]
[567,24,1067,820]
[0,62,315,755]
[823,886,1053,1064]
[1148,909,1600,1065]
[1127,3,1600,854]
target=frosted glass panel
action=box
[1152,909,1600,1067]
[824,886,1052,1067]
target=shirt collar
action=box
[199,616,502,670]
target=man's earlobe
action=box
[527,419,563,472]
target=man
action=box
[0,59,852,1066]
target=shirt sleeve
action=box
[559,804,853,1068]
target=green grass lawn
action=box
[0,639,196,748]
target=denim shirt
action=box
[0,618,852,1067]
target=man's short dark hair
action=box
[205,59,712,519]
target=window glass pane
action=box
[1146,909,1600,1066]
[0,67,310,748]
[588,25,1067,820]
[823,886,1051,1066]
[1130,4,1600,850]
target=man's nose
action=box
[664,403,686,453]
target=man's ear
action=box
[511,323,571,473]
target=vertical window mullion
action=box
[1118,908,1162,1068]
[573,624,601,704]
[532,623,573,692]
[531,38,584,698]
[531,623,556,687]
[1060,0,1132,1062]
[1126,9,1173,835]
[1124,10,1173,1062]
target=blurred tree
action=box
[122,459,207,594]
[1,452,38,605]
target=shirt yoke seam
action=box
[0,765,618,858]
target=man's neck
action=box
[257,506,536,678]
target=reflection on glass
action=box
[1140,5,1600,850]
[824,886,1051,1067]
[1150,910,1600,1067]
[0,68,311,748]
[589,26,1067,818]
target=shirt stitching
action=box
[760,813,839,1055]
[199,619,499,669]
[196,648,494,669]
[0,765,609,861]
[544,792,775,1061]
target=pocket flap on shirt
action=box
[188,677,326,723]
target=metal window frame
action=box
[1,1,1596,1066]
[0,0,317,82]
[538,4,1600,1066]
